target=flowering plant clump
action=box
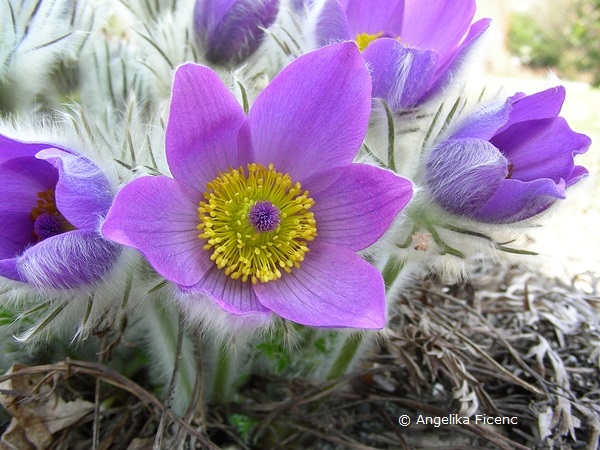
[0,134,120,289]
[0,0,595,445]
[102,43,413,329]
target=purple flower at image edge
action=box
[101,43,413,329]
[194,0,280,66]
[0,135,121,289]
[425,86,591,223]
[314,0,490,109]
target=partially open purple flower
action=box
[194,0,280,66]
[425,86,591,223]
[312,0,490,109]
[102,43,413,329]
[0,134,121,289]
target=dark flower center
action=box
[249,200,281,233]
[506,162,514,179]
[30,188,75,241]
[33,213,64,240]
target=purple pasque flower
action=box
[425,86,591,224]
[0,134,121,289]
[312,0,490,109]
[194,0,280,66]
[101,43,413,329]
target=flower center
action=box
[506,162,514,179]
[197,163,317,284]
[355,32,384,51]
[355,32,401,51]
[30,188,75,241]
[249,200,281,233]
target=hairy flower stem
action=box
[326,256,405,380]
[381,256,406,291]
[325,333,363,380]
[145,295,195,414]
[212,344,231,404]
[154,312,184,450]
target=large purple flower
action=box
[425,86,591,223]
[101,43,412,329]
[194,0,280,66]
[313,0,490,109]
[0,135,121,288]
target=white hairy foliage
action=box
[58,96,169,180]
[0,0,94,111]
[384,211,537,286]
[174,285,275,348]
[107,0,198,101]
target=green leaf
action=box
[229,414,260,442]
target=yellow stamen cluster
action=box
[355,31,384,51]
[198,163,317,284]
[30,188,59,220]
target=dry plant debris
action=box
[0,264,598,449]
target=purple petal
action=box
[0,157,58,259]
[566,165,588,188]
[166,63,246,191]
[312,163,412,251]
[472,178,566,223]
[434,18,490,75]
[451,97,514,141]
[101,176,210,287]
[0,215,33,260]
[401,0,476,61]
[343,0,404,37]
[195,0,280,65]
[0,134,53,164]
[497,86,566,135]
[426,18,490,104]
[362,38,438,109]
[188,266,270,315]
[16,230,121,289]
[239,42,371,194]
[0,258,23,282]
[254,240,385,328]
[426,138,508,215]
[194,0,237,34]
[313,0,351,45]
[36,148,113,230]
[491,118,592,184]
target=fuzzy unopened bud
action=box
[194,0,280,66]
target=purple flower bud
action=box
[194,0,280,66]
[0,134,121,289]
[425,87,591,223]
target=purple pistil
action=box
[249,201,280,233]
[33,213,64,241]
